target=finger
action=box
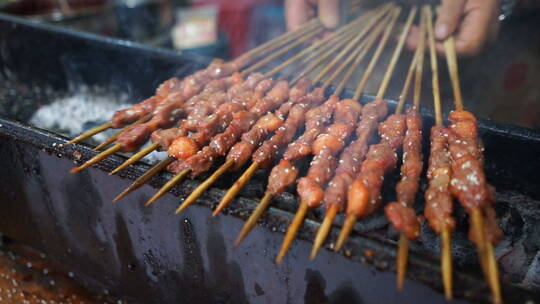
[318,0,340,29]
[405,25,420,51]
[435,0,466,40]
[286,0,313,31]
[453,2,496,56]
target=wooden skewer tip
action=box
[310,204,339,261]
[234,192,273,247]
[110,143,159,175]
[441,226,453,300]
[70,144,120,174]
[397,234,409,291]
[144,168,190,207]
[486,241,503,304]
[175,160,234,214]
[276,201,309,264]
[213,162,259,217]
[112,157,174,203]
[67,122,112,144]
[335,214,357,251]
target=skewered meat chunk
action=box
[163,74,267,160]
[168,81,291,177]
[424,126,455,234]
[151,127,187,150]
[227,78,314,171]
[115,67,247,153]
[323,98,388,211]
[346,113,406,219]
[151,73,260,152]
[265,95,338,196]
[283,96,339,161]
[297,99,362,209]
[111,60,238,128]
[446,110,502,243]
[111,78,181,128]
[116,75,234,153]
[267,160,299,195]
[385,107,423,240]
[250,88,325,169]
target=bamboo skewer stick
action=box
[332,20,386,96]
[376,7,417,99]
[443,37,463,111]
[236,19,322,65]
[331,5,417,255]
[396,10,425,291]
[424,7,453,298]
[352,7,401,101]
[320,20,386,92]
[266,8,382,79]
[212,161,259,216]
[234,192,273,246]
[312,6,394,84]
[237,1,377,67]
[242,27,326,76]
[144,168,190,206]
[269,28,360,80]
[395,49,422,292]
[175,160,234,214]
[442,22,501,303]
[413,17,426,110]
[67,122,112,144]
[397,234,409,288]
[176,16,387,215]
[276,8,403,263]
[112,156,175,203]
[70,144,120,173]
[286,5,394,84]
[109,143,159,175]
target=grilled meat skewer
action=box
[178,79,319,212]
[143,81,291,207]
[234,96,340,245]
[335,113,407,250]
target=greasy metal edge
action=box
[2,116,539,303]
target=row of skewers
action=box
[68,4,503,303]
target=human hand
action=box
[407,0,501,56]
[285,0,341,31]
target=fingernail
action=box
[321,14,339,29]
[435,22,448,39]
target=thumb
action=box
[318,0,340,29]
[435,0,466,40]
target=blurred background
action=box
[0,0,539,130]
